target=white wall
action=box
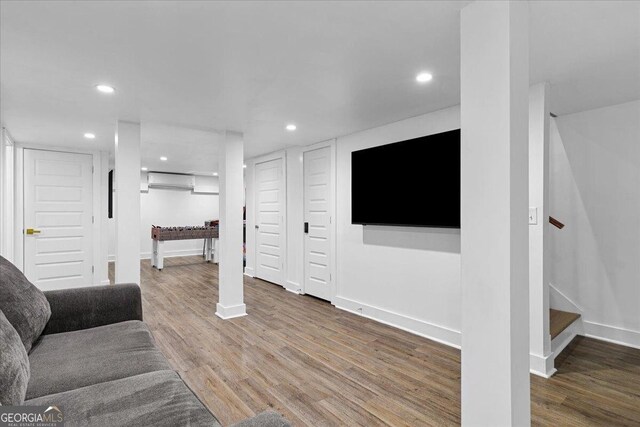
[0,129,15,262]
[108,184,219,260]
[334,106,462,347]
[246,97,640,354]
[549,100,640,348]
[285,147,304,293]
[245,107,462,346]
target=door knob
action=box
[26,228,41,235]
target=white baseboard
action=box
[244,266,255,277]
[333,296,461,349]
[583,320,640,350]
[215,303,247,320]
[530,352,556,378]
[285,280,303,294]
[100,279,110,286]
[548,283,639,350]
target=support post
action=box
[216,131,246,319]
[460,1,530,425]
[114,121,141,285]
[529,82,553,377]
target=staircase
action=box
[550,309,581,339]
[549,309,582,373]
[547,217,583,370]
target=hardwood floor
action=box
[109,257,640,426]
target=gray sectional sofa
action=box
[0,256,289,427]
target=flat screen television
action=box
[108,169,113,219]
[351,129,460,228]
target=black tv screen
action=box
[108,169,113,219]
[351,129,460,228]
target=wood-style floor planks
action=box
[108,257,640,426]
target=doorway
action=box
[254,156,286,285]
[302,145,335,301]
[23,149,94,289]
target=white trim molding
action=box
[549,282,584,314]
[215,303,247,320]
[530,352,556,378]
[583,321,640,350]
[334,295,461,349]
[285,280,303,294]
[243,266,255,278]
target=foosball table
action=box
[151,225,219,270]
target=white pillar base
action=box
[215,303,247,320]
[530,352,556,378]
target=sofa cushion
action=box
[26,320,171,399]
[0,256,51,353]
[25,370,220,427]
[231,411,292,427]
[0,310,30,405]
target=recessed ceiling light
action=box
[160,156,167,161]
[84,133,95,139]
[416,72,433,83]
[95,84,115,94]
[286,124,297,131]
[141,167,148,171]
[243,164,247,168]
[213,172,218,176]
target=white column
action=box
[98,151,110,286]
[529,82,553,377]
[460,1,530,426]
[114,121,141,285]
[0,129,5,257]
[216,131,246,319]
[0,127,15,262]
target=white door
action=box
[255,157,285,285]
[23,149,94,289]
[303,146,333,301]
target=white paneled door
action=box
[255,157,285,285]
[23,149,93,289]
[303,146,333,301]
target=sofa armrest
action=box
[41,284,143,335]
[230,411,291,427]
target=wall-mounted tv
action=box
[108,169,114,219]
[351,129,460,228]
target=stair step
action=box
[550,309,581,339]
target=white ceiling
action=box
[1,1,638,174]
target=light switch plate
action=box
[529,207,538,225]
